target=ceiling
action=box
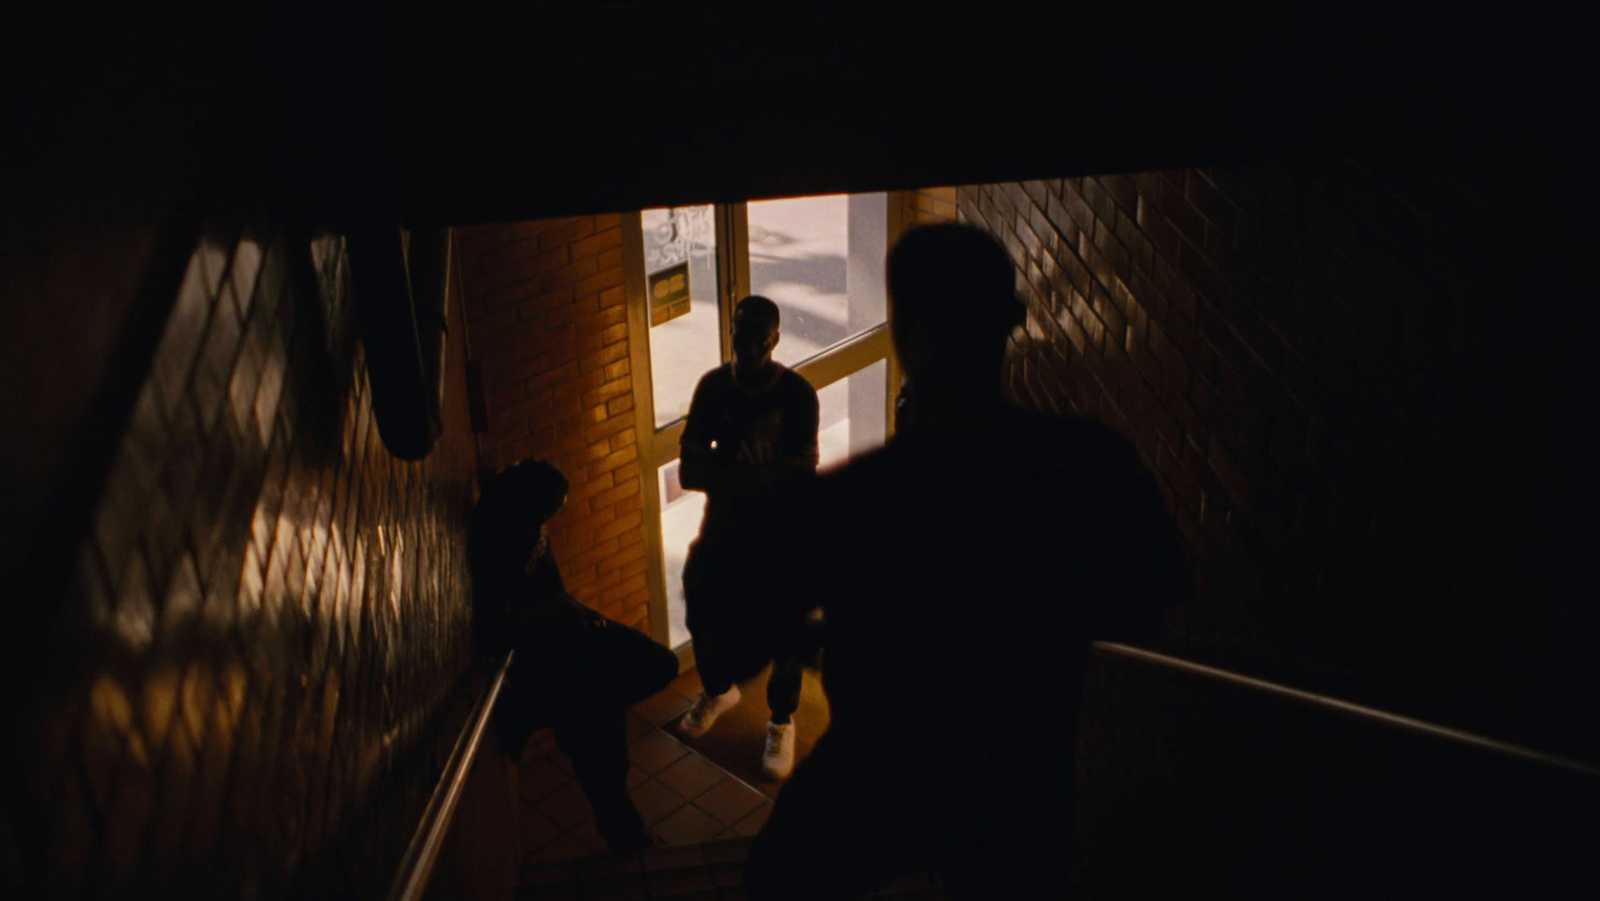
[3,3,1588,228]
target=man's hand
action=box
[678,441,721,493]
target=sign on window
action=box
[649,261,691,326]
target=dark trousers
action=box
[744,734,1075,900]
[497,613,679,843]
[684,537,808,722]
[695,632,805,724]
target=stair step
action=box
[516,837,949,900]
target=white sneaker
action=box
[761,720,797,780]
[676,686,740,738]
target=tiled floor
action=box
[663,664,832,801]
[514,671,775,864]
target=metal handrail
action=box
[1093,641,1600,780]
[385,652,514,901]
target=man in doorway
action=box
[674,295,820,781]
[743,224,1188,898]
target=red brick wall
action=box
[906,187,958,226]
[455,216,650,629]
[958,161,1590,758]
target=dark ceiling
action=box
[2,2,1590,229]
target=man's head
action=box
[731,295,781,371]
[472,459,569,566]
[887,223,1022,389]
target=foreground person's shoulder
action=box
[1022,409,1140,461]
[817,441,894,488]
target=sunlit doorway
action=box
[624,193,903,651]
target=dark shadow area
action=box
[745,224,1188,899]
[1072,645,1600,898]
[3,3,1595,898]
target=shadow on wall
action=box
[5,213,482,900]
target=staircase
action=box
[516,837,949,900]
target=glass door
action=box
[625,193,902,651]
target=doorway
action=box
[623,193,904,651]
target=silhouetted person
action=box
[744,224,1188,898]
[674,295,820,780]
[472,459,679,852]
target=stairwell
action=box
[477,641,1600,901]
[516,838,948,901]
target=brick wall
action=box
[5,214,483,899]
[958,160,1591,758]
[455,216,651,630]
[906,187,958,226]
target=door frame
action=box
[624,194,913,659]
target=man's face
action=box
[523,495,562,562]
[732,310,779,369]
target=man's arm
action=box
[679,375,722,494]
[784,381,821,472]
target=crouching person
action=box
[472,459,679,852]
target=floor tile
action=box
[624,709,653,741]
[666,666,830,800]
[517,806,565,858]
[511,674,801,878]
[633,687,693,726]
[657,752,727,801]
[628,728,690,774]
[566,817,607,855]
[517,757,572,804]
[729,804,771,837]
[629,777,687,826]
[654,804,725,846]
[534,780,594,831]
[641,843,706,871]
[524,727,558,760]
[549,756,575,778]
[692,779,766,826]
[668,668,703,701]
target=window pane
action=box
[749,193,887,368]
[643,205,721,429]
[657,459,703,649]
[817,359,888,472]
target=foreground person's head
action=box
[472,459,569,570]
[887,223,1022,394]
